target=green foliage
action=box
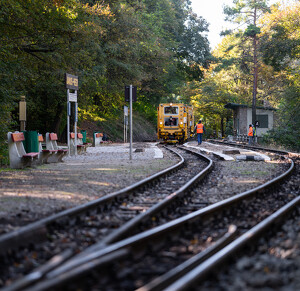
[0,0,211,149]
[244,24,261,37]
[262,128,300,152]
[225,119,234,136]
[257,3,300,151]
[260,4,300,71]
[220,29,233,36]
[268,85,300,151]
[133,100,157,124]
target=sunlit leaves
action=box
[260,2,300,71]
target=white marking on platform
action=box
[204,142,270,161]
[150,143,164,158]
[183,142,234,161]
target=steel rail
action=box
[3,147,212,291]
[20,153,294,291]
[164,195,300,291]
[136,225,238,291]
[1,249,74,291]
[0,146,184,254]
[92,146,213,247]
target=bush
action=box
[225,119,234,136]
[261,127,300,152]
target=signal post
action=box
[125,85,137,160]
[66,73,79,156]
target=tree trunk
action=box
[221,117,224,137]
[252,6,258,125]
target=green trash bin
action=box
[23,131,39,153]
[81,130,87,143]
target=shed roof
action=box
[224,103,276,111]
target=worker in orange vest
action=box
[248,124,254,145]
[194,120,206,145]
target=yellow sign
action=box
[65,73,78,90]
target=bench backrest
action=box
[77,133,84,145]
[8,132,27,160]
[49,133,58,141]
[38,134,44,151]
[93,132,103,147]
[69,132,81,153]
[46,132,59,150]
[70,133,83,141]
[11,132,25,142]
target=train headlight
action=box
[179,122,183,128]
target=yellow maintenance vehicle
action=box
[157,103,194,144]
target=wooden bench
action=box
[7,132,39,169]
[70,132,87,155]
[46,133,68,162]
[92,132,103,147]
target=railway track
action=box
[0,146,212,289]
[1,142,298,290]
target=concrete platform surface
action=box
[64,142,164,161]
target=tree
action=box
[260,2,300,71]
[0,0,212,164]
[223,0,271,124]
[258,2,300,150]
[0,0,113,145]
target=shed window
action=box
[256,115,268,128]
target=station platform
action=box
[64,142,164,162]
[64,141,270,162]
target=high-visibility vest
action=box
[196,123,204,134]
[248,126,253,136]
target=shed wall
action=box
[245,108,274,136]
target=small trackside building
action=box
[224,103,277,137]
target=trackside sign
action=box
[65,73,79,90]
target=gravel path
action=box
[0,143,176,232]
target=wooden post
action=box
[19,96,26,131]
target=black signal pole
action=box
[129,85,133,160]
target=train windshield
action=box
[164,117,178,126]
[164,106,178,115]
